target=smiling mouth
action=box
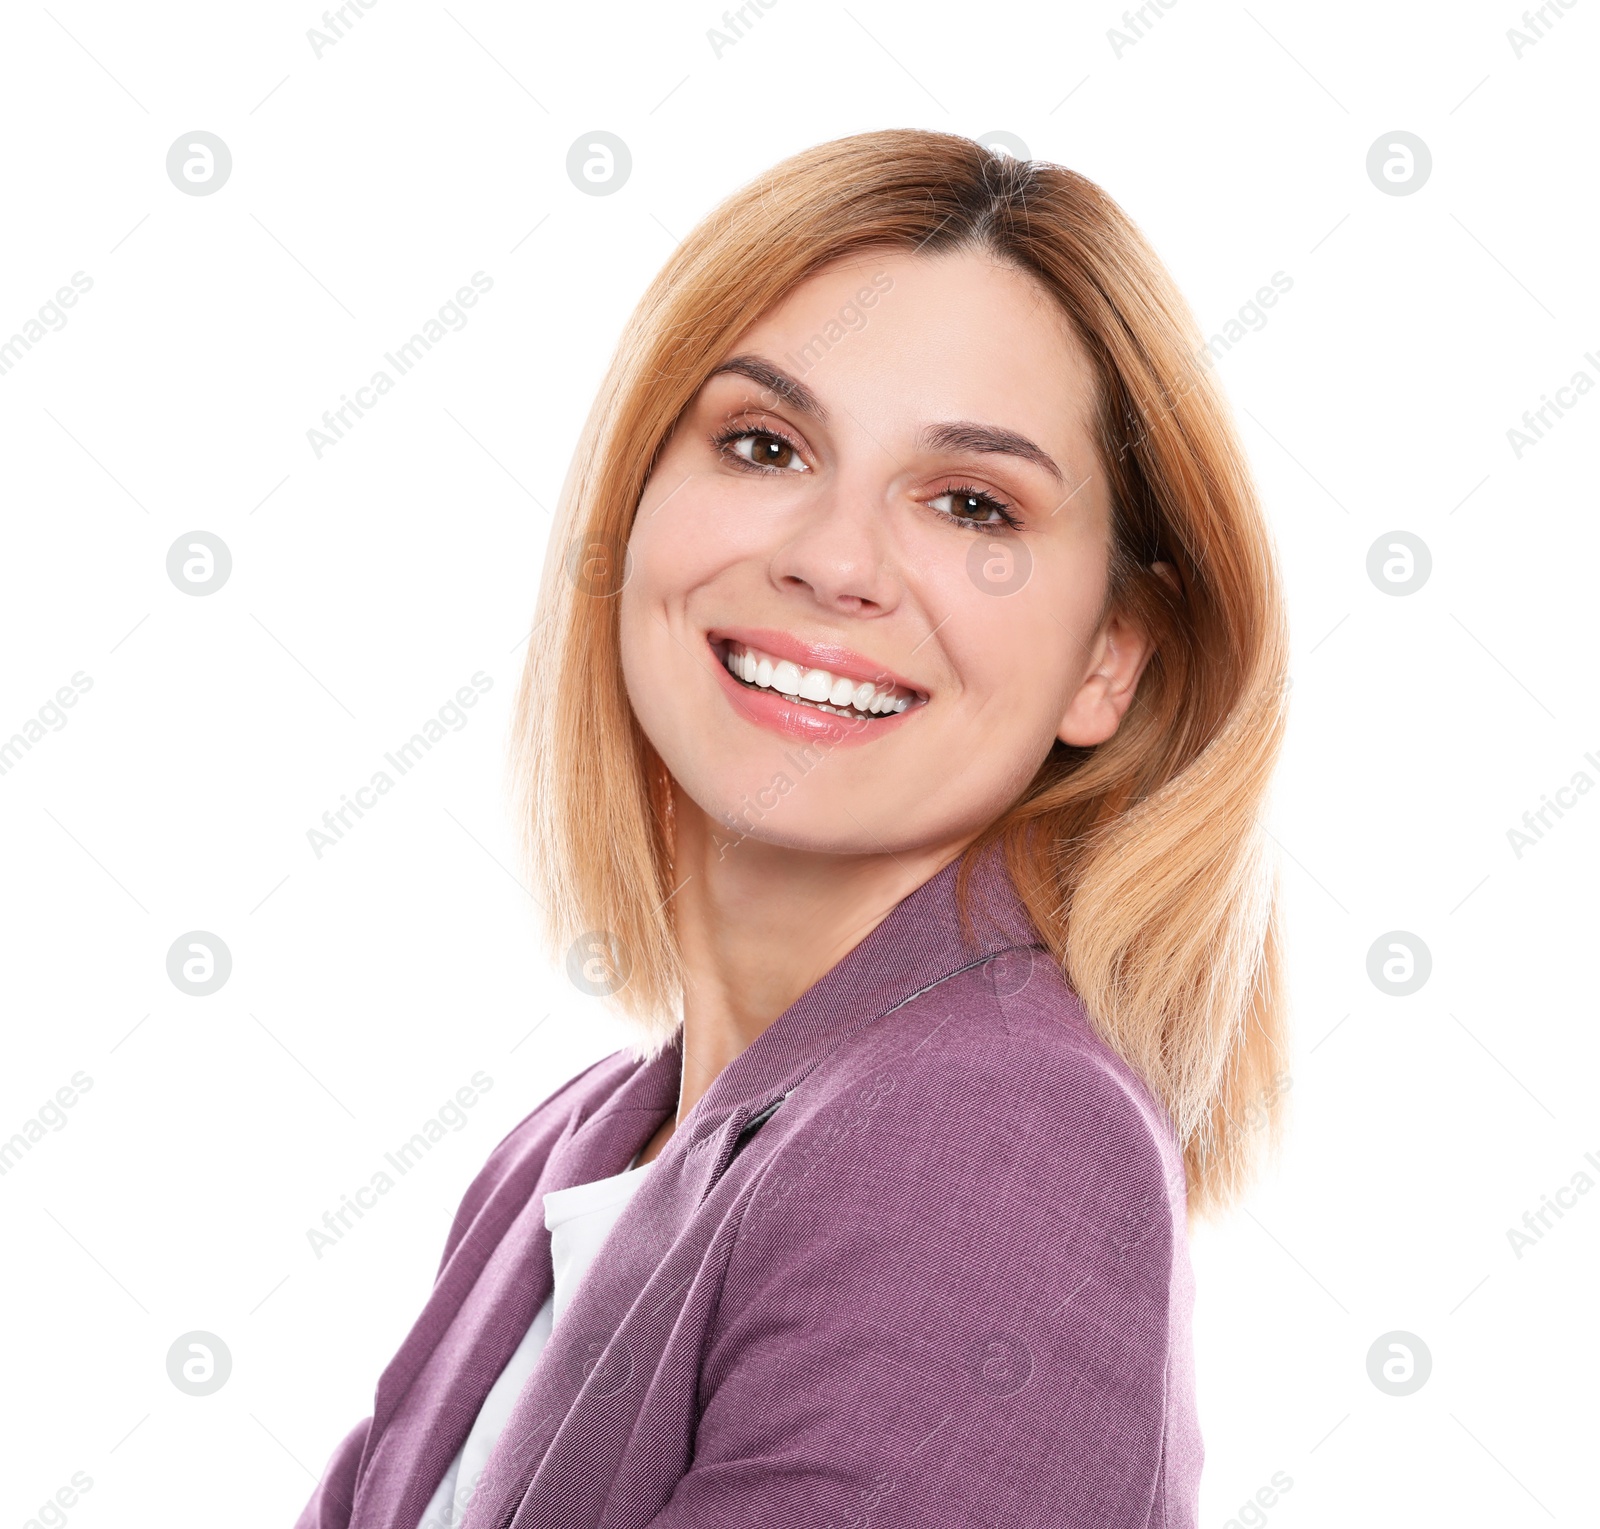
[710,637,925,721]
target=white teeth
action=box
[771,660,802,695]
[718,639,918,718]
[798,667,832,702]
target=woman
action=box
[296,128,1289,1529]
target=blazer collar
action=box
[548,836,1045,1184]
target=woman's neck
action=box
[632,793,971,1164]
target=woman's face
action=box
[618,245,1155,858]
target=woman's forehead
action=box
[713,247,1101,461]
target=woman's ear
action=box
[1055,597,1159,748]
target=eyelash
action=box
[708,423,1025,532]
[710,422,798,470]
[934,482,1024,532]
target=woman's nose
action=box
[767,480,902,616]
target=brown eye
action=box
[927,485,1021,530]
[719,428,809,473]
[752,434,794,467]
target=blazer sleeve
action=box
[646,1034,1194,1529]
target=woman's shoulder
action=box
[481,1046,639,1166]
[763,951,1188,1245]
[711,953,1194,1446]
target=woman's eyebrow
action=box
[707,355,829,423]
[703,360,1062,484]
[918,421,1065,484]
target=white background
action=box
[1,2,1595,1526]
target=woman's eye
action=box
[928,487,1017,528]
[722,430,807,471]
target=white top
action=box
[416,1155,654,1529]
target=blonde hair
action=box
[508,129,1290,1222]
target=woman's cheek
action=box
[635,486,751,581]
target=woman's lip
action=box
[705,624,927,699]
[704,636,924,748]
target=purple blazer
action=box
[295,842,1201,1528]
